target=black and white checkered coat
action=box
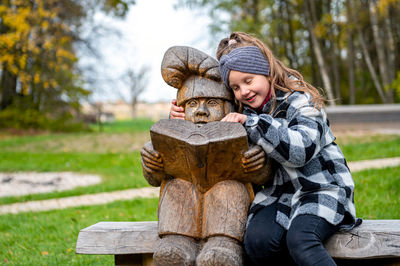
[243,90,361,231]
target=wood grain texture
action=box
[324,219,400,259]
[151,119,248,193]
[158,178,202,238]
[76,220,400,260]
[150,119,273,193]
[76,222,159,254]
[160,46,232,106]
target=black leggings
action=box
[244,203,339,266]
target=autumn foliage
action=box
[0,0,134,131]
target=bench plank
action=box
[76,221,158,254]
[76,220,400,260]
[325,220,400,259]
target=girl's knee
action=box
[244,224,283,260]
[286,227,318,253]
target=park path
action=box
[1,157,400,215]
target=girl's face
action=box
[228,70,270,109]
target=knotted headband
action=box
[219,46,270,89]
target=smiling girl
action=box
[170,32,361,266]
[216,32,361,266]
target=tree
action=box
[178,0,400,104]
[125,65,149,117]
[0,0,135,129]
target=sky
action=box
[94,0,222,103]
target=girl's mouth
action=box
[246,95,256,103]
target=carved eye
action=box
[207,99,219,106]
[187,100,198,108]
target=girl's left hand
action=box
[221,112,247,124]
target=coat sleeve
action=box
[244,93,330,168]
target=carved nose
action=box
[195,103,209,116]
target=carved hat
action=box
[161,46,233,106]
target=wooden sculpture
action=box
[140,46,274,266]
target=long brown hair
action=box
[217,32,325,111]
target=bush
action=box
[0,107,87,132]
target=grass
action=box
[0,198,158,265]
[0,120,400,264]
[0,119,154,205]
[337,135,400,161]
[353,166,400,219]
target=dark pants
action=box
[244,203,339,266]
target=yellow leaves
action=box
[18,54,27,69]
[34,73,41,85]
[56,48,77,62]
[314,23,326,38]
[41,20,50,30]
[377,0,400,15]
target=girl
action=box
[171,32,361,266]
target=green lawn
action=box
[0,198,158,265]
[0,119,154,205]
[0,120,400,264]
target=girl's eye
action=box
[231,86,239,91]
[245,78,252,84]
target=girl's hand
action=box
[242,145,265,173]
[221,112,247,124]
[170,99,185,120]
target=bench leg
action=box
[115,254,153,266]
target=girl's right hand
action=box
[170,99,185,120]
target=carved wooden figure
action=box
[141,46,273,266]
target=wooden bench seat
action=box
[76,220,400,266]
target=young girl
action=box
[171,32,361,266]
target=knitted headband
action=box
[219,46,270,89]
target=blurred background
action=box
[0,0,400,265]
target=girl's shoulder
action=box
[285,90,314,107]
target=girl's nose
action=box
[240,86,250,97]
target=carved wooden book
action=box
[150,119,249,193]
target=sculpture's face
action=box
[184,97,227,124]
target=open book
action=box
[150,119,249,193]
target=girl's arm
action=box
[244,93,331,168]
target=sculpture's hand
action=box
[141,142,164,173]
[170,99,185,120]
[242,145,265,173]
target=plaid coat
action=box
[243,90,361,231]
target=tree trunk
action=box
[384,14,396,82]
[0,66,17,110]
[303,0,335,105]
[357,28,387,103]
[383,6,396,102]
[346,0,356,104]
[284,0,298,69]
[369,0,393,102]
[331,0,342,103]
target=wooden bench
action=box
[76,220,400,266]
